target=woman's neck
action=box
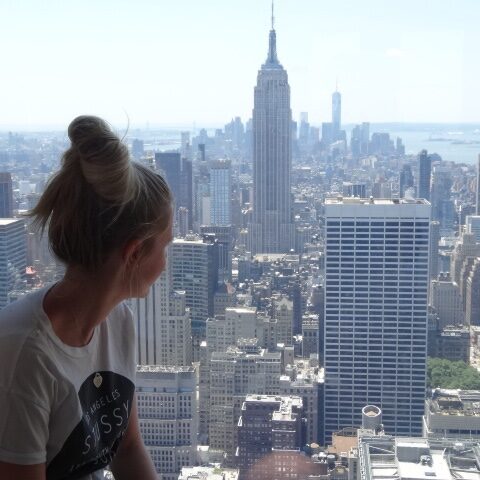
[43,264,126,347]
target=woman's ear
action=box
[122,238,143,265]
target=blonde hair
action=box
[29,115,172,271]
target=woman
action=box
[0,116,172,479]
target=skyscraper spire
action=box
[264,0,279,66]
[271,0,275,30]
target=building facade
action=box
[210,159,232,226]
[236,395,304,480]
[155,152,193,229]
[131,258,192,367]
[324,198,430,442]
[170,235,218,335]
[0,173,14,218]
[136,366,197,480]
[430,279,464,328]
[418,150,431,201]
[423,389,480,439]
[0,219,26,308]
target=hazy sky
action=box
[1,0,479,129]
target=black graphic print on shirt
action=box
[46,371,135,480]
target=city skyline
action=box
[1,0,479,129]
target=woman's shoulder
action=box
[0,287,46,330]
[0,287,58,395]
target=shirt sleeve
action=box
[0,387,49,464]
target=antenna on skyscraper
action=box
[271,0,275,30]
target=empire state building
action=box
[248,16,295,254]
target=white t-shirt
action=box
[0,285,136,480]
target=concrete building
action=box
[210,159,232,226]
[279,360,323,445]
[235,395,304,480]
[429,221,440,283]
[0,218,26,309]
[428,326,470,363]
[324,197,430,442]
[450,232,480,286]
[358,434,480,480]
[206,307,277,353]
[466,258,480,326]
[199,310,278,441]
[423,389,480,439]
[302,313,319,358]
[136,366,197,480]
[213,283,236,316]
[177,207,189,237]
[477,154,480,215]
[131,257,192,366]
[430,279,464,328]
[208,343,282,462]
[466,216,480,243]
[273,296,294,346]
[248,17,295,253]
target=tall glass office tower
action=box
[418,150,431,201]
[210,159,231,226]
[248,15,294,253]
[323,197,430,443]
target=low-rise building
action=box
[279,360,324,445]
[428,325,470,363]
[423,389,480,439]
[358,434,480,480]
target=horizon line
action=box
[1,120,480,133]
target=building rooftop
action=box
[136,365,195,373]
[325,196,430,206]
[253,253,300,264]
[359,435,480,480]
[178,466,239,480]
[243,394,303,421]
[428,389,480,417]
[0,218,22,225]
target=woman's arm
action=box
[110,395,157,480]
[0,462,45,480]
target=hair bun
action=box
[66,115,135,204]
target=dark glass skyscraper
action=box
[0,173,13,218]
[399,165,414,198]
[418,150,431,201]
[155,152,193,229]
[249,16,294,253]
